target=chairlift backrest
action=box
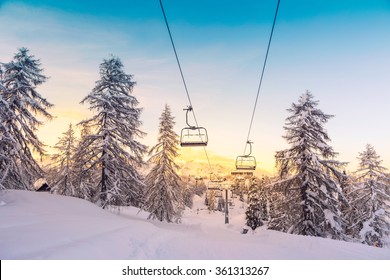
[208,180,223,189]
[208,180,223,197]
[235,155,256,170]
[180,126,208,146]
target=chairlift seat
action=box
[180,126,208,147]
[235,155,256,170]
[231,170,254,176]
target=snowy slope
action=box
[1,190,389,260]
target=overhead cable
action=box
[159,0,213,173]
[243,0,281,154]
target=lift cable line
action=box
[242,0,281,156]
[159,0,213,172]
[159,0,193,110]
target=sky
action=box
[1,0,390,173]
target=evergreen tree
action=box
[339,170,358,239]
[350,144,390,247]
[268,183,298,232]
[183,182,195,209]
[0,47,53,189]
[270,91,347,239]
[78,56,147,208]
[207,190,217,212]
[50,124,77,196]
[72,123,98,201]
[143,104,183,222]
[0,93,16,191]
[192,177,207,197]
[1,65,9,189]
[246,178,263,230]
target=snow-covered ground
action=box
[1,189,389,260]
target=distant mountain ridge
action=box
[176,148,271,178]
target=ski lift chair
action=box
[180,106,208,147]
[208,180,223,198]
[180,127,208,147]
[235,155,256,170]
[235,141,256,170]
[208,180,222,190]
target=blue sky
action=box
[1,0,389,172]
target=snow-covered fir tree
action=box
[338,170,357,238]
[246,178,263,231]
[78,56,147,208]
[0,73,18,191]
[0,93,16,191]
[143,104,183,222]
[207,190,217,212]
[0,47,53,190]
[1,68,10,190]
[349,144,390,247]
[72,123,98,201]
[259,177,271,221]
[268,181,299,232]
[269,91,347,239]
[50,124,77,196]
[183,182,195,209]
[192,177,207,197]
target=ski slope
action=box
[1,190,389,260]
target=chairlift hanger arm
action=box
[184,106,194,128]
[246,140,253,156]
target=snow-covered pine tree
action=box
[143,104,183,222]
[0,93,17,191]
[78,56,147,208]
[183,182,195,209]
[192,177,207,197]
[0,47,53,190]
[267,182,299,232]
[246,178,263,231]
[207,190,217,212]
[270,91,347,239]
[259,177,271,221]
[350,144,390,247]
[338,170,358,239]
[72,122,98,201]
[1,70,8,190]
[50,123,77,196]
